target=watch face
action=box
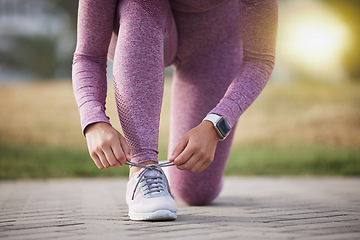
[216,118,231,137]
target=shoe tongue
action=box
[143,169,160,178]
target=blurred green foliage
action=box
[0,0,78,80]
[0,36,57,79]
[0,0,360,79]
[53,0,78,33]
[1,0,359,80]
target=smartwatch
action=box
[203,114,232,141]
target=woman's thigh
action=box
[108,0,178,66]
[167,1,243,205]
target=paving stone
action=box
[0,177,359,239]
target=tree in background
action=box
[0,36,57,79]
[0,0,358,81]
[0,0,77,80]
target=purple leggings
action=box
[72,0,277,205]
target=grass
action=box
[1,141,359,179]
[0,79,359,179]
[0,141,128,179]
[226,145,360,176]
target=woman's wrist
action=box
[84,122,110,136]
[201,120,221,141]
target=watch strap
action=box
[203,114,232,141]
[203,114,221,124]
[203,114,226,140]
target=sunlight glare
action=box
[288,17,348,69]
[278,0,350,79]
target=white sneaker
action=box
[126,162,177,221]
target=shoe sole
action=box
[128,210,177,221]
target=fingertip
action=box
[121,159,128,166]
[173,158,182,166]
[114,164,122,168]
[176,164,186,171]
[95,162,105,170]
[115,156,126,166]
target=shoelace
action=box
[125,161,175,200]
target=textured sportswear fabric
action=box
[72,0,277,205]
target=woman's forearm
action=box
[209,0,278,127]
[72,0,118,134]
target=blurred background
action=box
[0,0,359,179]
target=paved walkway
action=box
[0,177,359,240]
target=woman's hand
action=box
[85,122,131,169]
[169,121,220,173]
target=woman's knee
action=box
[173,179,223,206]
[168,169,224,206]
